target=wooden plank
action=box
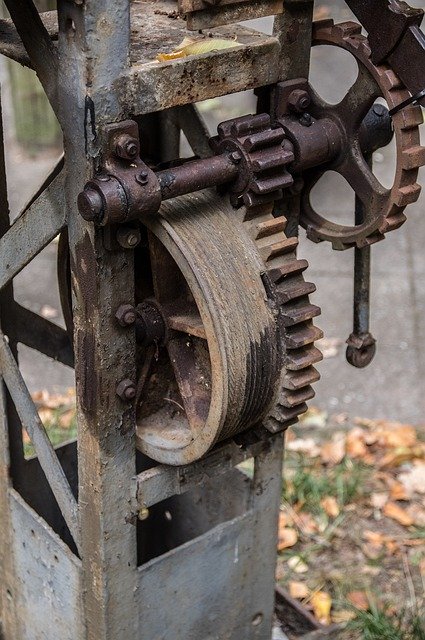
[124,31,280,115]
[0,332,80,550]
[0,170,65,292]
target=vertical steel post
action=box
[56,2,138,638]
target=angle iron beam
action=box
[6,302,74,369]
[0,171,66,293]
[0,332,80,551]
[134,430,276,509]
[180,0,284,30]
[57,0,139,637]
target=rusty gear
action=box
[210,113,295,209]
[300,20,425,250]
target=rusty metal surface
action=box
[299,20,425,250]
[346,0,425,108]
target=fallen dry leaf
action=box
[364,530,387,547]
[398,463,425,496]
[311,591,332,625]
[370,492,389,510]
[295,512,319,536]
[320,496,340,518]
[420,558,425,578]
[346,427,368,459]
[379,423,417,448]
[321,434,346,465]
[278,528,298,551]
[289,581,310,600]
[347,591,369,611]
[389,481,410,501]
[286,438,320,457]
[380,446,425,469]
[38,407,54,423]
[405,503,425,527]
[383,501,414,527]
[287,556,308,574]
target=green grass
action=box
[282,454,369,515]
[24,408,77,458]
[348,604,425,640]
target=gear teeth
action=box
[251,173,293,195]
[279,386,316,409]
[280,302,321,327]
[307,21,423,249]
[258,236,299,262]
[251,150,294,172]
[268,402,309,424]
[402,145,425,171]
[268,259,309,282]
[255,217,287,239]
[285,324,324,349]
[285,345,323,371]
[243,129,285,152]
[394,185,421,207]
[282,366,321,391]
[276,281,316,304]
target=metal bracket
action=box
[179,0,284,30]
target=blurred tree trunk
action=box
[2,0,61,154]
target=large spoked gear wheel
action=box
[135,189,322,465]
[300,20,425,250]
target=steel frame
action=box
[0,1,314,639]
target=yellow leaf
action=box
[347,591,369,611]
[383,501,414,527]
[333,610,356,623]
[289,581,310,600]
[311,591,332,625]
[320,496,340,518]
[346,427,368,458]
[157,37,241,61]
[278,528,298,551]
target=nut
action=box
[115,304,137,327]
[116,226,142,249]
[136,170,149,185]
[115,134,139,160]
[116,379,137,401]
[287,89,311,114]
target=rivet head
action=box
[116,226,142,249]
[136,170,149,185]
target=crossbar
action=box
[0,332,80,551]
[0,170,65,292]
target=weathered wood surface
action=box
[0,4,280,116]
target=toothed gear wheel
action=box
[300,20,425,250]
[134,186,323,464]
[209,113,295,209]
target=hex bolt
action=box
[115,304,137,327]
[299,113,313,127]
[77,188,104,222]
[116,379,137,401]
[115,134,139,160]
[136,170,149,185]
[287,89,311,114]
[116,226,142,249]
